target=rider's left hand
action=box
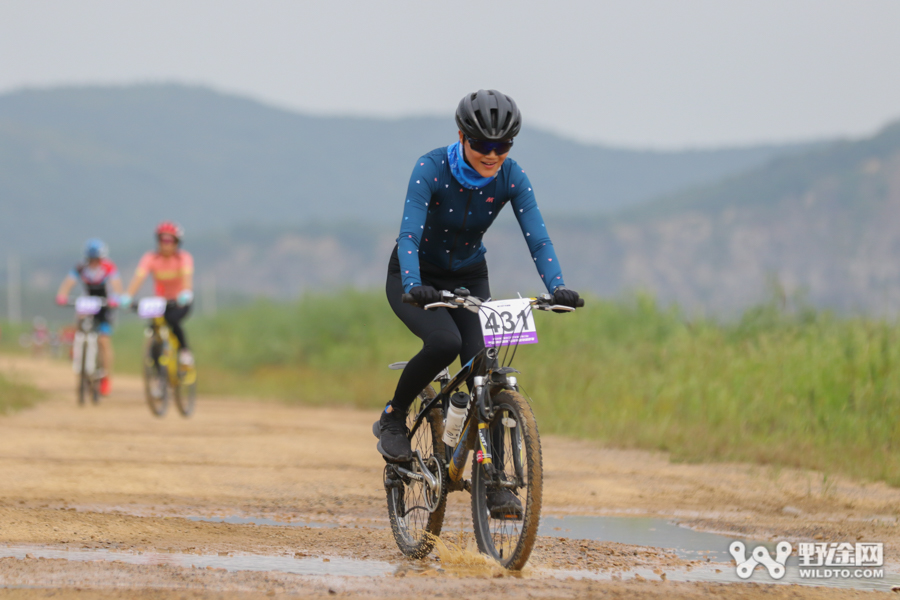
[552,286,580,308]
[177,289,194,307]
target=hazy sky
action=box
[2,0,900,148]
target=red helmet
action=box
[155,221,184,242]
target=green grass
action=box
[73,291,900,485]
[0,322,30,354]
[0,372,43,415]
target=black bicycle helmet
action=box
[455,89,522,140]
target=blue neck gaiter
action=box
[447,141,497,190]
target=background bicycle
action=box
[68,296,108,406]
[133,296,197,417]
[379,289,582,570]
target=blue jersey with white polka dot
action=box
[396,146,566,294]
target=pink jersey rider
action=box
[136,250,194,301]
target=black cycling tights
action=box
[386,249,490,415]
[164,302,192,351]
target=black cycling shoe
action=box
[486,487,524,520]
[374,408,412,462]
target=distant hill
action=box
[0,84,814,258]
[551,119,900,312]
[68,118,900,314]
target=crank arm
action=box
[393,466,425,482]
[413,450,439,490]
[393,452,439,491]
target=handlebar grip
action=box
[401,293,415,304]
[576,298,585,308]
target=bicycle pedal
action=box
[491,510,523,521]
[376,440,412,465]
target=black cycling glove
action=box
[552,285,580,308]
[409,285,442,306]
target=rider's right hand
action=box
[408,285,442,306]
[55,295,67,306]
[118,294,132,309]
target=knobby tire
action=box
[143,339,169,417]
[77,340,89,406]
[174,368,197,417]
[470,389,543,570]
[385,385,448,559]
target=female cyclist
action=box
[55,238,124,395]
[120,222,196,366]
[374,89,581,512]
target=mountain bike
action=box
[133,297,197,417]
[69,296,108,406]
[378,290,583,570]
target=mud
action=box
[1,354,898,598]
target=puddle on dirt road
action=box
[545,563,900,593]
[3,542,897,591]
[541,515,742,561]
[185,515,336,528]
[540,516,900,592]
[0,545,393,578]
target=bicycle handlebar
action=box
[65,299,109,308]
[128,297,178,313]
[402,291,584,311]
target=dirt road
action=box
[0,354,897,598]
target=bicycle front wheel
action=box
[143,341,169,417]
[385,385,447,559]
[77,340,89,406]
[91,349,103,405]
[174,366,197,417]
[471,390,543,570]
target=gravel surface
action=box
[0,354,897,598]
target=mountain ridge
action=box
[0,84,816,258]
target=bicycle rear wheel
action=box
[471,390,543,570]
[385,385,448,559]
[143,341,169,417]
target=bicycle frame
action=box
[69,297,108,379]
[145,315,181,385]
[406,304,532,489]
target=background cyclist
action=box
[120,222,196,367]
[374,89,581,514]
[55,238,123,396]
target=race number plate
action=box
[478,298,538,347]
[138,297,167,319]
[74,296,103,316]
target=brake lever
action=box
[423,301,458,310]
[540,304,576,312]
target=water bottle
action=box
[442,391,470,447]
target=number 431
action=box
[484,309,531,333]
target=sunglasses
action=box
[465,136,514,156]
